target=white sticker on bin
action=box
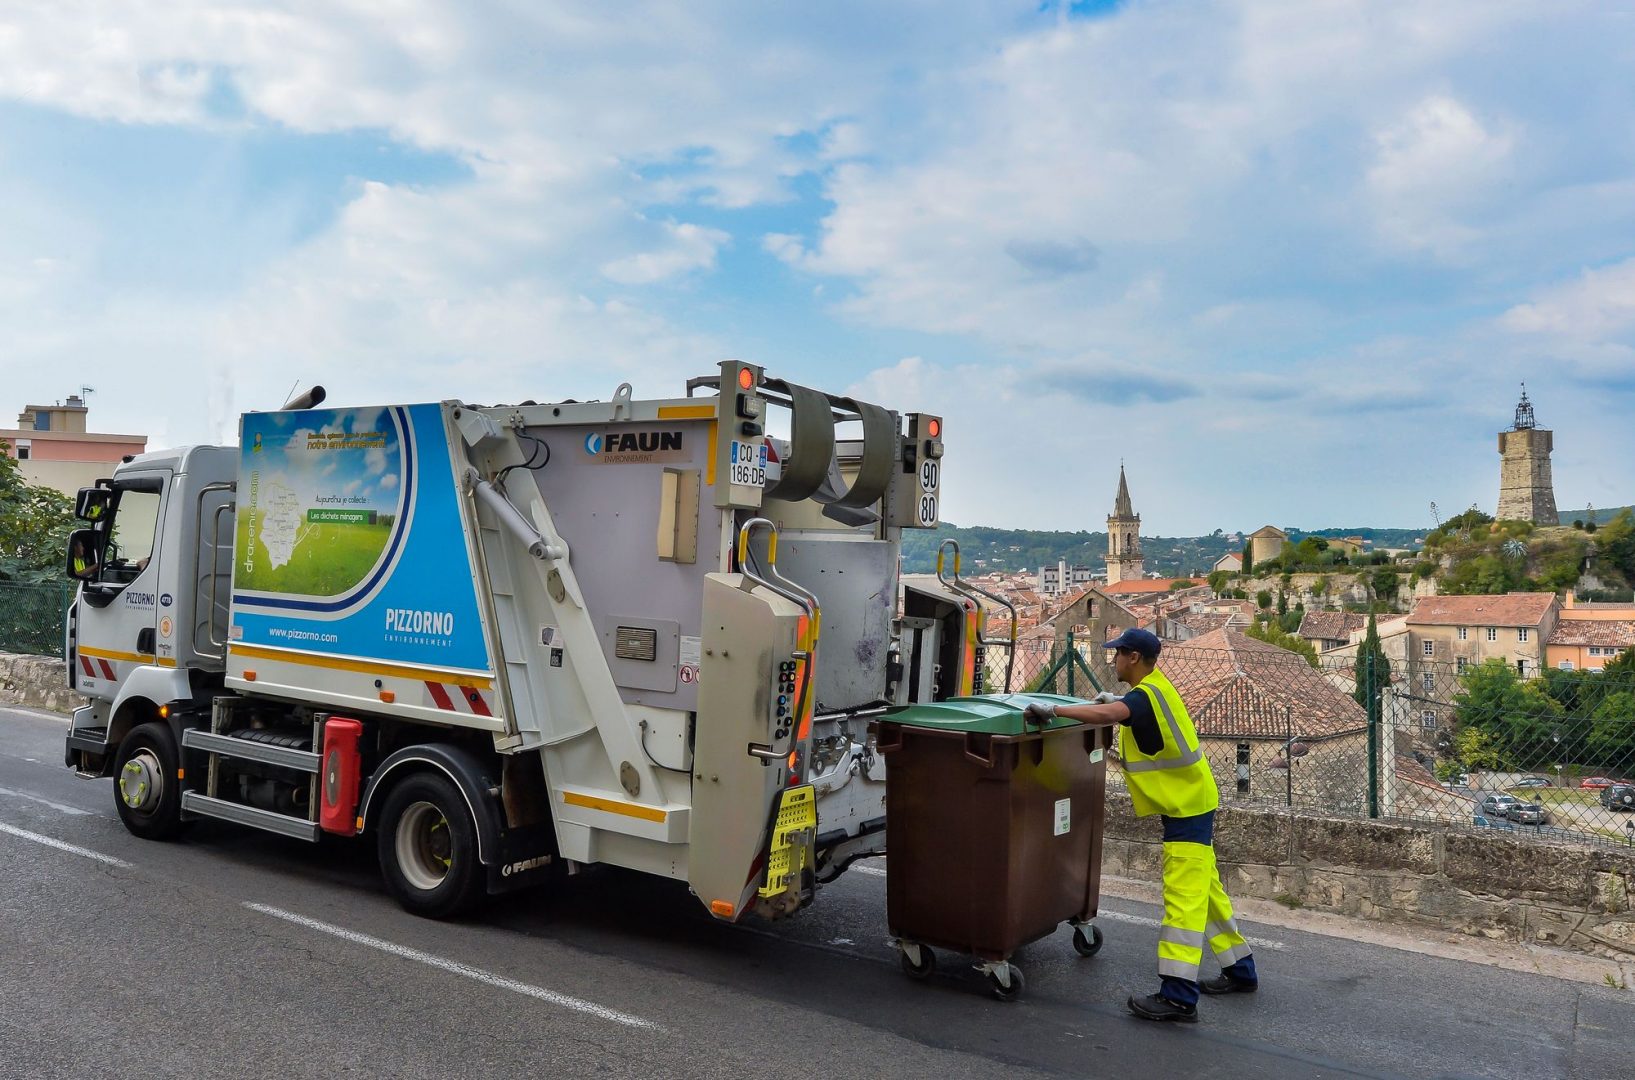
[1054,798,1071,836]
[1090,748,1104,764]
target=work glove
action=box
[1022,702,1057,725]
[1092,690,1121,705]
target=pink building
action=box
[0,395,147,496]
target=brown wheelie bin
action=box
[875,693,1111,1000]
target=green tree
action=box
[1245,620,1319,666]
[0,441,75,583]
[1594,509,1635,584]
[1256,589,1273,611]
[1352,615,1392,711]
[1207,569,1233,594]
[1450,725,1507,772]
[1312,574,1330,607]
[1370,566,1401,606]
[1587,691,1635,771]
[1453,659,1563,768]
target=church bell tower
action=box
[1105,466,1144,586]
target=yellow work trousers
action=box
[1158,841,1252,983]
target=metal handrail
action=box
[194,482,236,659]
[936,538,1018,693]
[737,518,822,772]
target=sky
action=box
[2,0,1633,536]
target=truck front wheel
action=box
[113,722,187,840]
[377,772,483,919]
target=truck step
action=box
[183,729,320,773]
[65,727,112,755]
[180,792,320,841]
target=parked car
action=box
[1512,776,1551,788]
[1507,803,1548,825]
[1472,813,1515,831]
[1601,784,1635,811]
[1579,776,1616,789]
[1481,794,1522,817]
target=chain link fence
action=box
[990,628,1635,850]
[0,580,71,658]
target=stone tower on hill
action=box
[1105,466,1144,586]
[1497,386,1559,525]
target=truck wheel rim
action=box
[396,801,452,892]
[119,752,163,813]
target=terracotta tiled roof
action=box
[1406,593,1558,628]
[1547,621,1635,648]
[1296,611,1368,641]
[1157,629,1367,740]
[1101,577,1205,595]
[1172,611,1233,634]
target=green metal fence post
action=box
[1366,650,1380,818]
[1066,631,1075,697]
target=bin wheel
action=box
[1072,924,1104,958]
[900,945,936,981]
[987,966,1025,1002]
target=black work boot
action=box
[1127,993,1199,1023]
[1199,974,1258,995]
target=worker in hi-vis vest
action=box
[1024,626,1257,1023]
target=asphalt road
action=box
[1,704,1629,1080]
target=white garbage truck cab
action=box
[63,365,1008,923]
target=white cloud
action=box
[602,222,730,285]
[1499,257,1635,340]
[1366,95,1516,257]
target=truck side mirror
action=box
[74,487,113,523]
[66,529,104,581]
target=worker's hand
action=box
[1092,691,1122,705]
[1022,702,1057,725]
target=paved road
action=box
[1,705,1629,1079]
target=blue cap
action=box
[1104,626,1161,660]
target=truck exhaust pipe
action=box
[281,385,327,411]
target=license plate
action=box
[729,440,766,487]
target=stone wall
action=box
[1101,793,1635,960]
[0,651,84,714]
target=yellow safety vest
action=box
[1119,667,1219,819]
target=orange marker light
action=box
[710,900,736,918]
[379,690,396,704]
[158,704,170,719]
[927,418,941,438]
[243,670,257,681]
[737,367,756,390]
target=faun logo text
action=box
[583,429,688,465]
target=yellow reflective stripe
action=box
[78,646,176,668]
[227,644,493,689]
[561,791,668,823]
[656,405,716,420]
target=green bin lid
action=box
[879,693,1089,736]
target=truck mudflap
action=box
[356,744,557,895]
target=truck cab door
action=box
[74,473,169,695]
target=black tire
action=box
[900,945,936,981]
[1072,924,1104,958]
[988,966,1025,1002]
[377,772,484,919]
[113,721,187,840]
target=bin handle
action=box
[962,732,996,769]
[874,723,904,754]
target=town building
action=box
[1245,525,1288,570]
[1545,593,1635,672]
[1403,593,1561,740]
[1104,466,1143,586]
[1036,560,1098,598]
[1496,386,1559,525]
[0,395,146,497]
[1212,552,1243,574]
[1295,610,1368,653]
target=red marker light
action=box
[737,368,756,390]
[926,418,941,438]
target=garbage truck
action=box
[59,362,1008,924]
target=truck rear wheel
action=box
[377,772,483,919]
[114,722,187,840]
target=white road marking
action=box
[0,821,131,867]
[1093,909,1286,952]
[243,903,665,1031]
[0,785,93,816]
[853,863,886,877]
